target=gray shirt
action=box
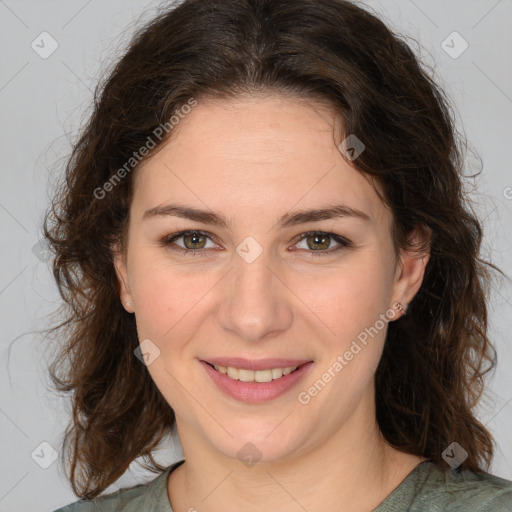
[53,459,512,511]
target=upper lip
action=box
[201,357,313,371]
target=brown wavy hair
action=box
[43,0,500,500]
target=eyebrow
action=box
[142,203,371,229]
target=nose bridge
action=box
[216,240,293,342]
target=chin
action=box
[204,421,310,467]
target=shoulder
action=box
[52,466,174,512]
[378,461,512,512]
[413,462,512,512]
[52,481,156,512]
[442,470,512,512]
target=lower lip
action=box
[200,360,314,403]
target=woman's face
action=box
[114,94,427,464]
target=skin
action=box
[113,93,430,512]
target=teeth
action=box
[212,364,299,382]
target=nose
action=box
[216,244,293,343]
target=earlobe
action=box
[111,243,134,313]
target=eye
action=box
[159,230,352,257]
[160,230,219,256]
[293,231,351,256]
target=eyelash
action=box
[159,230,352,257]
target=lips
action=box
[200,359,315,403]
[200,357,313,371]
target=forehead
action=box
[132,94,390,229]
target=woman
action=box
[47,0,512,510]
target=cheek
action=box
[293,251,395,336]
[294,257,395,413]
[129,256,215,342]
[127,252,215,411]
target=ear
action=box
[112,242,134,313]
[391,226,431,315]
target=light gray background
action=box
[0,1,511,511]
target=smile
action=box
[200,360,314,403]
[206,362,301,382]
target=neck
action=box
[167,390,425,512]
